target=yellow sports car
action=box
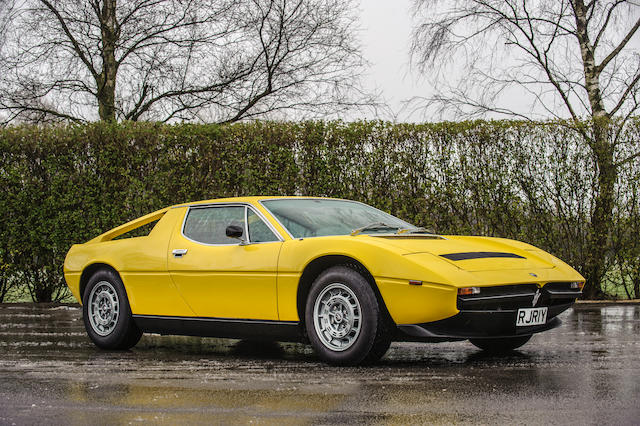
[64,197,584,365]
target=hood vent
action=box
[441,252,526,261]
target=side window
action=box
[183,206,245,244]
[248,209,279,243]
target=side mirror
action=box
[225,224,247,244]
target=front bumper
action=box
[396,282,579,341]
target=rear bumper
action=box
[397,302,572,341]
[63,272,82,304]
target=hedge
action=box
[1,120,639,301]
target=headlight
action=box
[458,287,481,296]
[569,282,584,290]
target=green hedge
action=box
[1,120,639,301]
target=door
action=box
[167,204,283,320]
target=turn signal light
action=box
[570,282,584,290]
[458,287,481,296]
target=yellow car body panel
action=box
[166,206,282,320]
[64,207,195,316]
[64,196,584,330]
[274,236,463,324]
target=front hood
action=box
[369,235,555,272]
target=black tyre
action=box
[82,268,142,350]
[305,266,392,365]
[469,335,532,353]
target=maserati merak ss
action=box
[64,197,584,364]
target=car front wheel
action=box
[82,268,142,350]
[305,266,392,365]
[469,335,532,353]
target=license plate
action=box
[516,307,548,326]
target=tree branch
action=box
[597,16,640,72]
[609,70,640,116]
[38,0,99,80]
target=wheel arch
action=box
[296,255,394,329]
[79,262,121,302]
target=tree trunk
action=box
[0,277,8,303]
[583,120,614,299]
[28,269,53,303]
[97,0,118,121]
[34,287,52,303]
[572,0,615,299]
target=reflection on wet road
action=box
[0,303,638,424]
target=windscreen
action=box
[261,199,416,238]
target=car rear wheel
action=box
[82,268,142,350]
[469,335,532,353]
[305,266,392,365]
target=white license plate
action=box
[516,307,548,326]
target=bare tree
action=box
[410,0,640,298]
[0,0,371,123]
[0,0,14,48]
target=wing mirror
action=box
[226,224,248,245]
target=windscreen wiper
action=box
[397,227,435,234]
[350,222,400,236]
[397,227,445,238]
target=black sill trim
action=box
[133,314,303,342]
[440,251,526,261]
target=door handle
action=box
[172,248,188,257]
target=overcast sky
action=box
[357,0,532,122]
[358,0,423,121]
[357,0,640,123]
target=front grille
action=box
[457,282,580,311]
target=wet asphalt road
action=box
[0,303,638,425]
